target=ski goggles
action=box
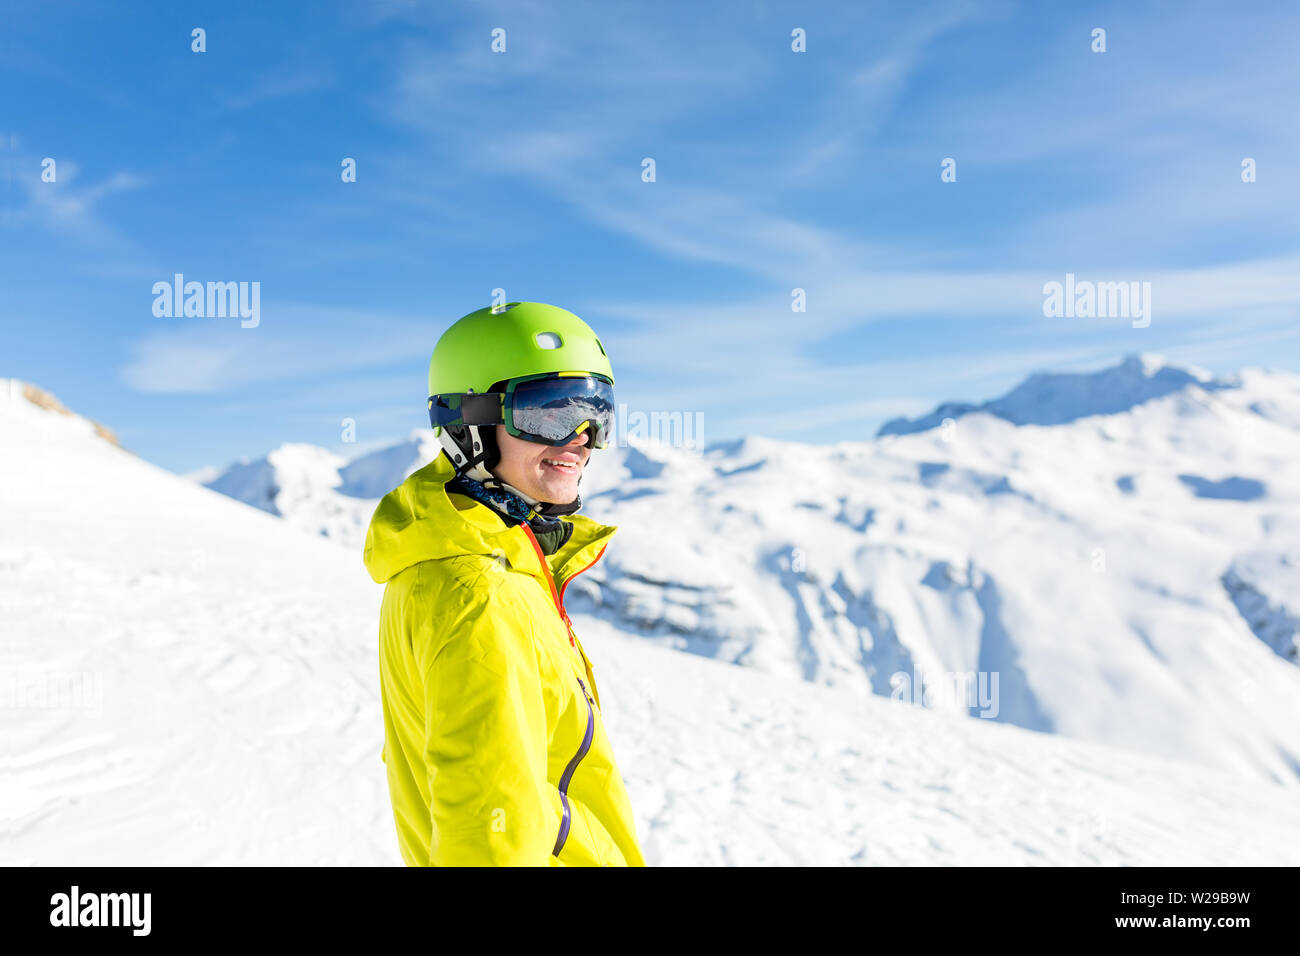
[430,371,615,448]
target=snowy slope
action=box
[194,353,1300,789]
[7,377,1300,865]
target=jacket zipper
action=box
[520,523,575,645]
[516,525,606,858]
[520,524,607,647]
[559,544,607,710]
[553,676,595,857]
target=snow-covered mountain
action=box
[7,375,1300,865]
[194,352,1300,789]
[200,431,442,537]
[876,353,1234,433]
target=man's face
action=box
[491,425,590,504]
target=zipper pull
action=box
[577,677,593,705]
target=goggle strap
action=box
[430,392,503,427]
[460,392,504,425]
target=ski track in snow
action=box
[5,377,1300,865]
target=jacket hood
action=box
[363,450,615,585]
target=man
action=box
[363,301,646,866]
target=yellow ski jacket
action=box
[363,451,646,867]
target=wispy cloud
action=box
[11,160,146,247]
[777,2,1003,187]
[375,4,990,281]
[594,254,1300,357]
[217,68,333,111]
[120,305,438,394]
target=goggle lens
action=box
[509,375,614,447]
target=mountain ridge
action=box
[877,351,1249,435]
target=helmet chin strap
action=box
[493,476,583,517]
[438,423,495,475]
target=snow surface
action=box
[6,370,1300,865]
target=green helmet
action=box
[429,302,613,397]
[428,302,615,476]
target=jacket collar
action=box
[363,450,616,592]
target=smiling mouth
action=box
[541,458,580,471]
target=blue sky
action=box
[3,0,1299,473]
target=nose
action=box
[568,430,590,447]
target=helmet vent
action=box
[535,331,563,349]
[595,337,607,356]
